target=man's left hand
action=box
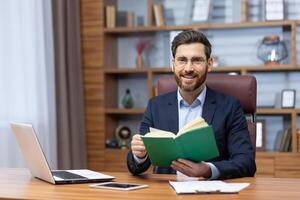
[171,159,212,178]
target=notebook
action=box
[10,122,114,184]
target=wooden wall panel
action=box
[84,84,103,101]
[85,100,103,115]
[104,149,128,172]
[85,115,103,132]
[80,0,105,171]
[256,155,275,177]
[82,38,103,68]
[275,154,300,178]
[84,68,102,84]
[80,0,103,37]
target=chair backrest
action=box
[157,73,257,152]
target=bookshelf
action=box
[80,0,300,176]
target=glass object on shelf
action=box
[122,88,134,108]
[257,35,288,65]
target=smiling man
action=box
[127,30,256,179]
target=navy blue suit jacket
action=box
[127,87,256,179]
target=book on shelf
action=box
[141,117,219,167]
[240,0,248,22]
[116,11,127,27]
[153,3,165,26]
[274,130,283,151]
[105,5,116,28]
[279,128,292,152]
[116,11,134,27]
[126,11,134,27]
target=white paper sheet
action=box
[169,180,250,194]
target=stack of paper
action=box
[169,180,249,194]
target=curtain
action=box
[0,0,57,168]
[52,0,87,169]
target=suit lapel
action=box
[166,91,179,133]
[202,87,217,125]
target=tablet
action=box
[89,182,148,191]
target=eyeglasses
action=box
[174,56,207,68]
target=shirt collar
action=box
[177,85,207,107]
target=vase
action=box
[257,35,288,65]
[121,89,134,108]
[136,54,144,68]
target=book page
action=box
[169,180,250,194]
[177,117,208,136]
[149,127,162,132]
[143,129,175,138]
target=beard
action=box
[174,68,207,92]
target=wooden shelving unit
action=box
[105,108,145,114]
[104,20,295,33]
[80,0,300,177]
[104,65,300,74]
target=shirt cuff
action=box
[206,162,220,180]
[133,154,148,164]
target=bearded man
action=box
[126,30,256,180]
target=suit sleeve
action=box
[212,99,256,179]
[127,99,153,175]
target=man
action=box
[127,30,256,179]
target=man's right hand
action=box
[131,134,147,158]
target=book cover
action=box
[116,11,127,27]
[141,118,219,166]
[110,5,116,28]
[105,6,111,28]
[153,4,165,26]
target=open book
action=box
[141,117,219,166]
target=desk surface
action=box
[1,168,300,200]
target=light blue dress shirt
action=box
[177,85,220,179]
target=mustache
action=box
[180,71,198,77]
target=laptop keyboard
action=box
[52,171,87,180]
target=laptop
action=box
[10,122,115,184]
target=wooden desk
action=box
[1,168,300,200]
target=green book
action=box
[141,117,219,167]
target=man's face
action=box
[172,43,212,92]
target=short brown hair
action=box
[171,30,212,59]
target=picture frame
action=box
[189,0,212,23]
[281,89,296,108]
[263,0,284,21]
[256,120,266,151]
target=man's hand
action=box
[131,134,147,158]
[171,159,212,178]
